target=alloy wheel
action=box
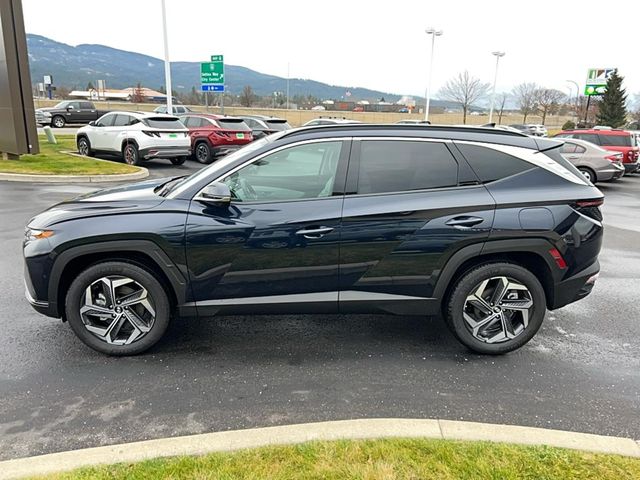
[79,276,156,345]
[124,146,137,164]
[78,139,89,156]
[462,276,533,344]
[196,144,209,163]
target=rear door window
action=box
[574,133,601,145]
[357,140,458,194]
[456,143,534,183]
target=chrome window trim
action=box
[193,137,348,201]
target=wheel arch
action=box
[435,240,558,314]
[121,138,140,152]
[50,240,188,319]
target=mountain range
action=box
[26,34,460,107]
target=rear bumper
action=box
[550,260,600,310]
[139,147,191,160]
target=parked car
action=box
[75,111,190,166]
[508,124,547,136]
[153,105,193,115]
[558,138,625,183]
[35,101,110,128]
[303,118,362,126]
[396,119,431,125]
[554,128,640,173]
[179,114,253,164]
[237,115,292,139]
[25,124,603,356]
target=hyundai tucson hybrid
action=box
[24,125,603,356]
[76,112,191,166]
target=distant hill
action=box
[25,34,459,107]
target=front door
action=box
[185,139,350,314]
[338,138,495,314]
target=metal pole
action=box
[566,80,580,121]
[286,62,290,110]
[488,52,504,124]
[425,32,435,122]
[160,0,173,115]
[584,95,591,125]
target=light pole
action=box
[161,0,173,115]
[424,28,443,122]
[286,62,290,110]
[488,51,505,124]
[566,80,580,121]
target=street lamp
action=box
[488,51,505,124]
[566,80,580,120]
[160,0,173,115]
[424,28,443,122]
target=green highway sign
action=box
[201,56,224,84]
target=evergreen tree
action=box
[596,70,627,127]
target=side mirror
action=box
[197,182,231,205]
[66,105,74,111]
[89,121,96,126]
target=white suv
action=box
[76,111,191,166]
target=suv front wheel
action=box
[65,261,170,355]
[445,262,546,355]
[122,143,140,165]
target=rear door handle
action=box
[296,226,334,238]
[446,216,484,228]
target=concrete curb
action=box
[0,151,148,183]
[0,418,638,479]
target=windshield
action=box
[167,133,286,198]
[53,101,70,109]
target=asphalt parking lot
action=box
[0,165,639,461]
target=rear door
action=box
[185,138,350,313]
[78,101,97,122]
[338,138,495,313]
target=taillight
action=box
[605,154,622,162]
[574,198,604,222]
[548,248,567,270]
[142,130,160,137]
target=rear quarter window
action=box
[599,134,632,147]
[456,144,534,183]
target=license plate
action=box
[236,133,245,139]
[169,133,177,138]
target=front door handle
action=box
[446,216,484,228]
[296,226,334,238]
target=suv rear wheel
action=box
[445,262,546,354]
[122,143,140,165]
[65,261,170,356]
[170,156,187,166]
[194,142,212,164]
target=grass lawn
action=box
[31,438,640,480]
[0,136,137,175]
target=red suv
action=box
[180,114,253,164]
[555,128,639,173]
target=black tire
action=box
[122,143,140,165]
[65,261,171,356]
[445,262,546,355]
[52,115,66,128]
[77,136,94,157]
[578,167,597,184]
[194,142,212,164]
[170,156,187,166]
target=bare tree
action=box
[438,71,489,124]
[240,85,255,107]
[512,82,539,123]
[535,88,565,125]
[495,92,509,124]
[131,82,145,103]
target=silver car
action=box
[559,138,625,183]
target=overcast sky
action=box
[22,0,640,102]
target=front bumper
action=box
[35,114,52,125]
[139,147,191,160]
[551,260,600,310]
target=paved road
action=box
[0,172,639,461]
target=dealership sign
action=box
[584,68,615,96]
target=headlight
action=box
[42,112,52,117]
[25,228,53,241]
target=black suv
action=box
[24,125,603,356]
